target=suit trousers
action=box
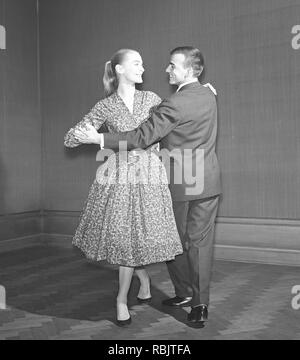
[166,195,219,306]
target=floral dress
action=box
[64,90,183,267]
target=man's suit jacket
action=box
[104,81,221,201]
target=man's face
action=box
[166,53,190,86]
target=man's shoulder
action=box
[175,83,216,103]
[161,85,216,117]
[160,93,181,109]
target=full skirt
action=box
[72,150,183,267]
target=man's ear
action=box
[199,66,204,77]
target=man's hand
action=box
[74,124,103,145]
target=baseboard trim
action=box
[0,211,42,242]
[1,211,300,267]
[1,233,299,267]
[41,211,300,266]
[42,233,74,248]
[215,245,300,267]
[0,234,42,253]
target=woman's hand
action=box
[74,124,102,144]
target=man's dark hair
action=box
[170,46,204,78]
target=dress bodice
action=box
[64,90,161,147]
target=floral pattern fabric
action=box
[64,90,183,266]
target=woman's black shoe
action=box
[136,296,152,303]
[137,277,151,303]
[116,316,132,327]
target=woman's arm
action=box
[64,101,106,148]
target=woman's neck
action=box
[117,82,136,99]
[117,82,136,114]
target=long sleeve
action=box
[103,98,181,152]
[64,101,106,148]
[146,92,162,152]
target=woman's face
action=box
[117,51,144,84]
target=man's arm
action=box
[103,98,181,151]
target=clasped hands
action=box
[74,124,104,147]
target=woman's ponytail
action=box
[103,60,118,97]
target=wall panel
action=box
[0,0,41,217]
[39,0,300,221]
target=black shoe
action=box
[116,316,132,327]
[187,304,208,324]
[162,296,192,307]
[137,296,152,303]
[137,277,151,304]
[116,303,132,326]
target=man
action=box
[76,46,221,326]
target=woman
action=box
[64,49,182,326]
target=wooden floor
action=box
[0,242,299,340]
